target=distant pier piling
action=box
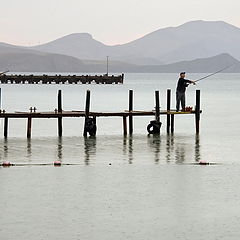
[0,89,202,138]
[0,74,124,85]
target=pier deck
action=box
[0,74,124,84]
[0,89,202,137]
[0,110,199,118]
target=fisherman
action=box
[176,72,196,112]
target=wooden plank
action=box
[0,110,201,118]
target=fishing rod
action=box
[195,64,235,82]
[0,70,9,76]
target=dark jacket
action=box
[176,78,192,93]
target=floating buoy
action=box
[2,161,11,167]
[199,160,209,165]
[54,161,62,166]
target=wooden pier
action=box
[0,89,202,138]
[0,74,124,84]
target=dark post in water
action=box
[167,89,171,133]
[129,90,133,135]
[83,90,91,137]
[58,90,63,137]
[4,117,8,138]
[155,91,160,122]
[27,117,32,138]
[195,90,201,134]
[123,116,127,135]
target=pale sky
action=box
[1,0,239,46]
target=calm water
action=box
[1,73,240,239]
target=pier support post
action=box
[167,89,171,134]
[83,90,91,137]
[155,90,160,122]
[195,90,201,134]
[4,117,8,138]
[0,88,1,110]
[27,117,32,138]
[58,90,63,137]
[129,90,133,135]
[123,116,127,135]
[171,114,174,133]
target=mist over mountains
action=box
[0,20,240,73]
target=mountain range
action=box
[0,20,240,73]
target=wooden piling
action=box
[83,90,91,137]
[0,88,1,110]
[167,89,171,133]
[58,90,63,137]
[195,90,201,134]
[4,117,8,138]
[27,117,32,138]
[155,91,160,122]
[171,114,174,133]
[129,90,133,135]
[123,116,127,135]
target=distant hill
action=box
[30,20,240,64]
[0,44,88,72]
[138,53,240,73]
[0,45,239,73]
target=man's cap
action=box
[180,72,186,75]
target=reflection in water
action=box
[166,134,174,163]
[175,145,186,164]
[148,134,201,164]
[27,138,32,161]
[0,134,201,165]
[128,136,133,164]
[3,138,8,159]
[195,135,201,162]
[123,136,127,156]
[122,136,134,164]
[84,136,97,165]
[147,135,161,164]
[57,137,62,161]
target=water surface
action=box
[0,73,240,240]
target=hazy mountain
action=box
[0,46,239,73]
[0,45,87,72]
[82,53,240,73]
[138,53,240,73]
[31,20,240,64]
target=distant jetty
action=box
[0,73,124,84]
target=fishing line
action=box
[195,64,236,82]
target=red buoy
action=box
[54,161,62,166]
[2,161,11,167]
